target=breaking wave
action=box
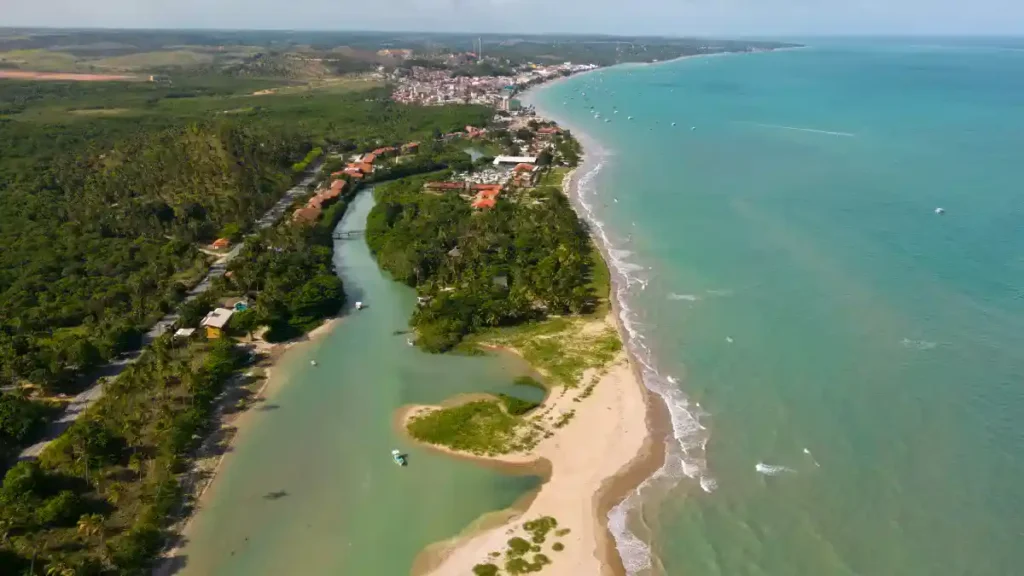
[668,293,700,301]
[900,338,937,350]
[755,462,797,476]
[570,143,714,576]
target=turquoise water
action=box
[174,191,542,575]
[528,42,1024,575]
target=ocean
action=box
[526,40,1024,576]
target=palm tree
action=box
[77,513,104,547]
[44,562,76,576]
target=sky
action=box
[1,0,1021,36]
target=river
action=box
[173,189,543,575]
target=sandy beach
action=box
[404,314,659,576]
[401,126,671,575]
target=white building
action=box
[493,155,537,166]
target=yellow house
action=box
[200,308,235,339]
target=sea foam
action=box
[571,145,714,576]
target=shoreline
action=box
[401,115,670,574]
[154,315,343,575]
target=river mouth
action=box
[172,189,543,576]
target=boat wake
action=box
[572,150,714,576]
[745,122,856,138]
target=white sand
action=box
[410,320,650,576]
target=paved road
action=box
[19,168,322,459]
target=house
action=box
[537,126,561,135]
[200,308,235,339]
[357,162,374,174]
[361,153,377,164]
[401,142,419,153]
[472,197,497,210]
[173,328,196,340]
[343,167,364,178]
[211,238,231,250]
[292,205,322,225]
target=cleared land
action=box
[0,70,139,81]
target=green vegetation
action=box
[407,401,522,456]
[366,170,602,352]
[468,319,621,388]
[512,376,545,391]
[223,225,346,342]
[498,394,540,416]
[0,337,243,573]
[484,518,561,574]
[291,146,322,173]
[0,75,491,459]
[473,563,500,576]
[552,542,564,552]
[0,395,55,462]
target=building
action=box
[493,155,537,166]
[402,142,420,153]
[211,237,231,250]
[292,205,322,225]
[173,328,196,340]
[472,197,497,210]
[361,153,377,164]
[200,308,235,339]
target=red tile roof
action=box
[472,197,497,209]
[358,162,373,173]
[292,206,322,224]
[211,238,231,250]
[330,179,346,192]
[513,163,534,173]
[362,153,377,164]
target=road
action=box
[19,167,322,459]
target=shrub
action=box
[499,394,539,416]
[552,542,564,551]
[507,536,532,556]
[472,564,499,576]
[36,490,82,527]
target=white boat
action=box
[628,116,634,120]
[310,360,318,366]
[935,207,945,215]
[671,122,677,127]
[392,449,407,466]
[355,301,365,310]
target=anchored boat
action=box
[391,449,407,467]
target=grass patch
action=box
[91,50,214,70]
[498,394,540,416]
[407,400,520,455]
[538,167,569,188]
[513,375,546,391]
[468,317,621,388]
[586,240,612,318]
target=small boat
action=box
[671,122,677,127]
[934,207,945,215]
[627,116,634,120]
[310,360,318,366]
[391,449,407,466]
[355,301,365,310]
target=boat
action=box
[935,207,946,215]
[391,449,407,466]
[310,360,317,367]
[355,301,365,310]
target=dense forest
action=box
[366,173,600,351]
[0,73,494,573]
[0,78,490,392]
[0,337,243,574]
